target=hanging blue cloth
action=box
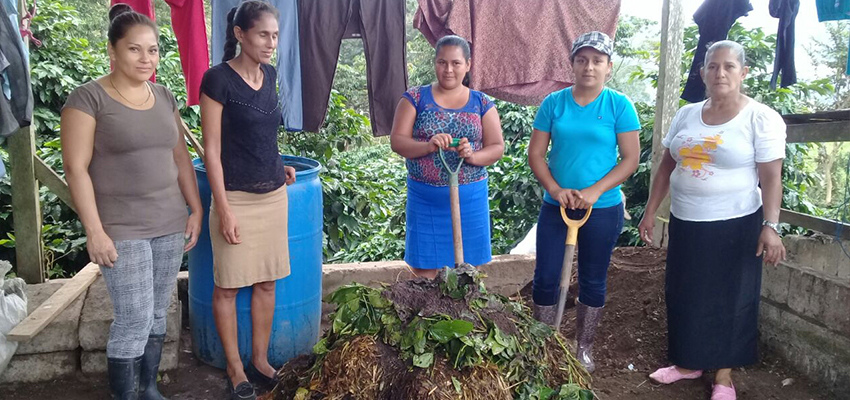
[815,0,850,75]
[211,0,303,131]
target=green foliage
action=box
[319,145,407,262]
[619,102,656,246]
[807,21,850,109]
[280,90,373,162]
[316,268,593,399]
[488,100,542,253]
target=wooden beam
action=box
[780,208,850,241]
[179,119,204,160]
[33,155,76,213]
[7,263,99,341]
[786,121,850,143]
[648,0,684,248]
[8,124,44,284]
[782,110,850,123]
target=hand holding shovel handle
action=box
[553,206,593,329]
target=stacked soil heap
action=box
[268,265,594,400]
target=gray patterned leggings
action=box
[99,232,184,359]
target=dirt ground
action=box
[3,247,840,399]
[516,247,838,400]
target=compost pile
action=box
[267,265,594,400]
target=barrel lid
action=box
[193,156,322,180]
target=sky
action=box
[619,0,837,80]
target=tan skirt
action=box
[210,185,291,289]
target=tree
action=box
[806,21,850,210]
[609,15,659,103]
[808,21,850,110]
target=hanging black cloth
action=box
[681,0,753,103]
[769,0,800,89]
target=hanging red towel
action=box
[164,0,209,106]
[110,0,210,106]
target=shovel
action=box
[553,206,593,329]
[439,140,466,266]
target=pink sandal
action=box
[711,382,736,400]
[648,365,703,384]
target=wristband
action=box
[762,220,780,234]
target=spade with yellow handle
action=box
[553,206,593,329]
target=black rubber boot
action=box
[108,356,142,400]
[139,335,169,400]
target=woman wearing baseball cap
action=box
[527,31,641,373]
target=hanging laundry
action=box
[298,0,407,137]
[769,0,799,89]
[414,0,620,106]
[1,48,9,99]
[164,0,209,106]
[0,0,33,138]
[1,0,19,101]
[111,0,210,106]
[211,0,303,130]
[816,0,850,75]
[681,0,753,103]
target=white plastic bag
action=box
[0,260,27,376]
[510,224,538,255]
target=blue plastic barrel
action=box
[188,156,323,369]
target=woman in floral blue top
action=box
[390,35,505,279]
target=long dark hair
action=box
[107,3,157,46]
[435,35,471,87]
[222,1,280,62]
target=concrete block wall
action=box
[760,235,850,396]
[0,279,83,383]
[0,276,181,383]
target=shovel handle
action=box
[560,206,592,246]
[440,148,465,266]
[450,185,464,265]
[554,244,576,328]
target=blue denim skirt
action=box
[404,177,492,269]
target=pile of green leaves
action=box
[310,267,593,400]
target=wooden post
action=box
[648,0,684,248]
[8,126,43,283]
[8,0,44,283]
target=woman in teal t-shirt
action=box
[527,31,641,373]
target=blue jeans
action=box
[532,202,623,308]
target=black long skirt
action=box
[666,208,763,370]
